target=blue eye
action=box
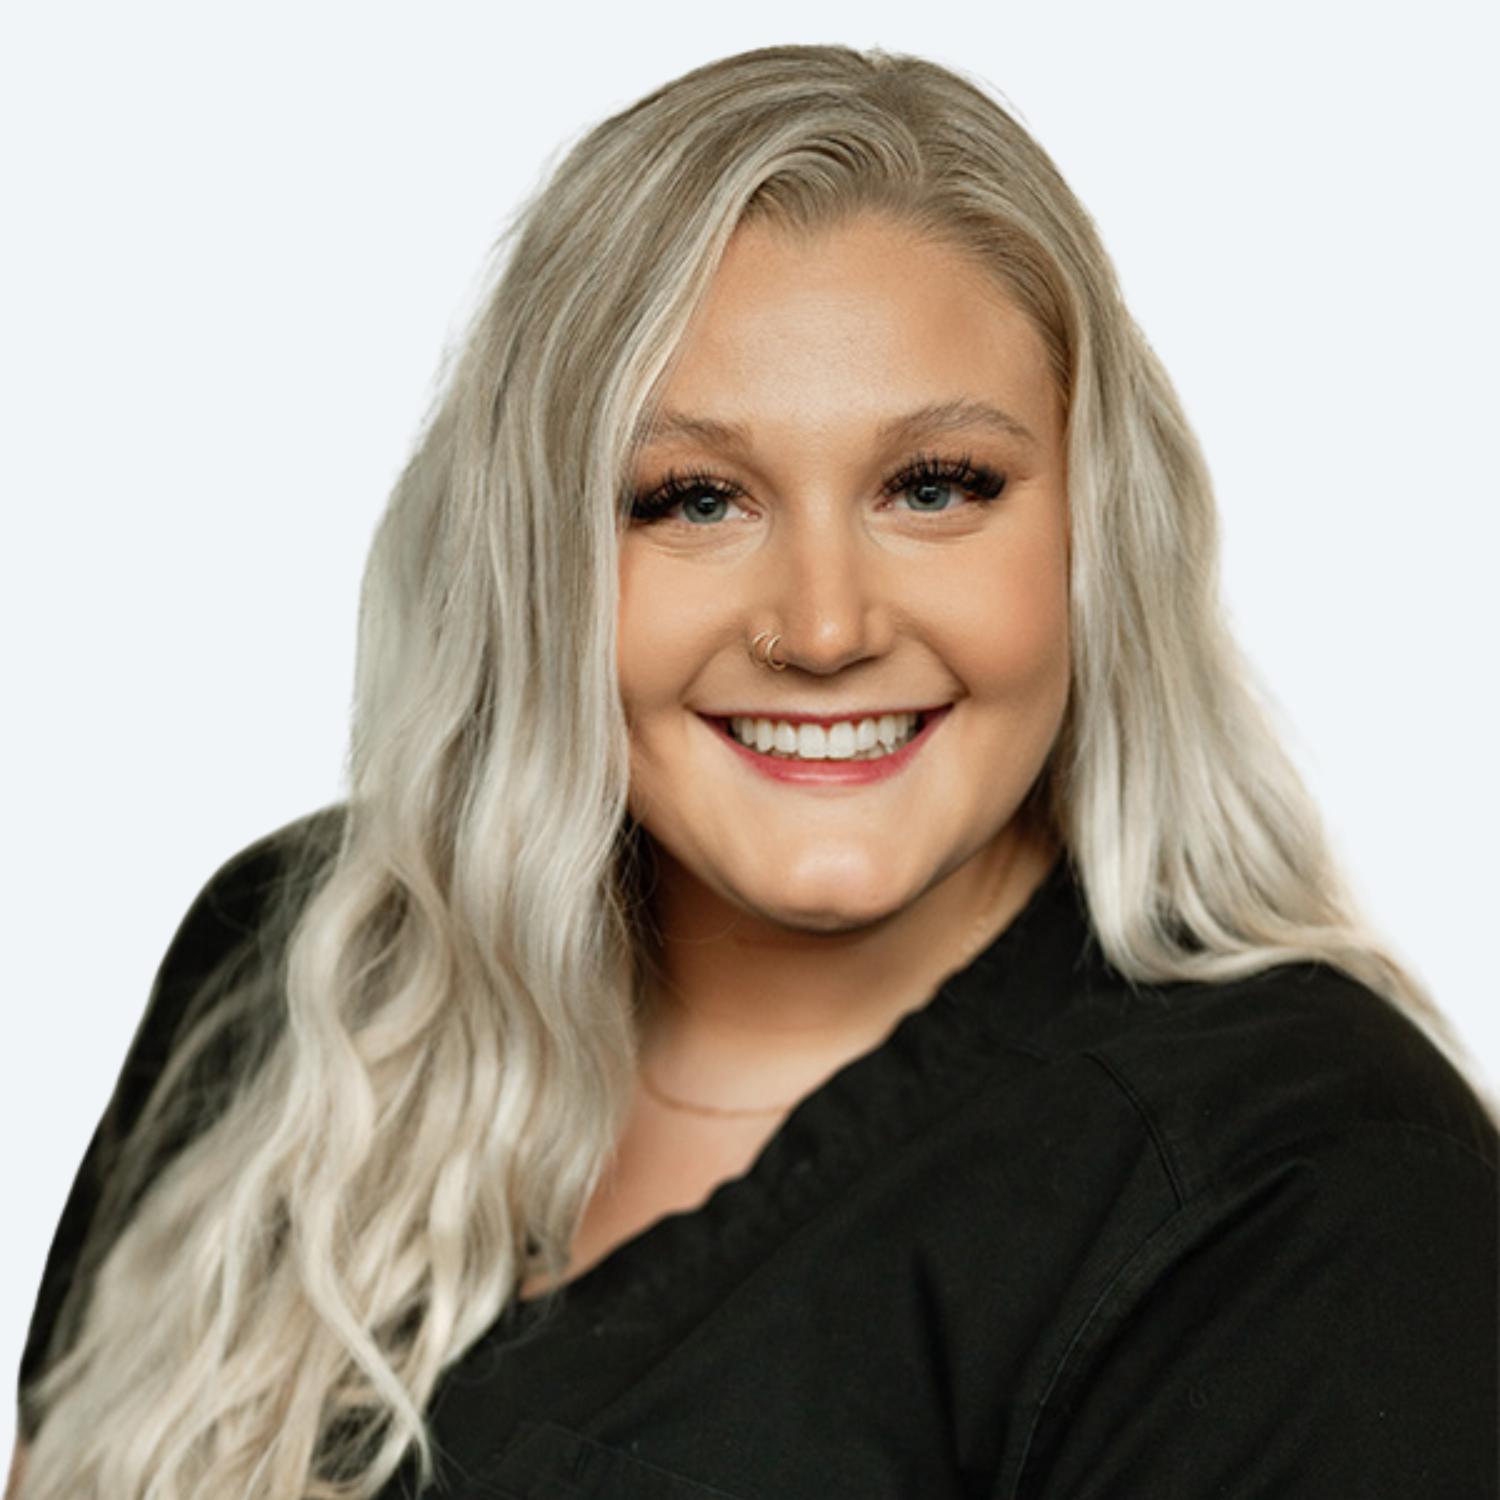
[630,471,743,525]
[884,456,1006,513]
[900,480,961,512]
[680,491,732,524]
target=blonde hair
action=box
[21,44,1439,1499]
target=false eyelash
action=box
[881,454,1007,502]
[628,468,745,521]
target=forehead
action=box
[640,215,1061,455]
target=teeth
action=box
[797,723,828,760]
[826,722,856,760]
[727,713,921,761]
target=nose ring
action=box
[749,630,787,671]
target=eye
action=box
[902,478,962,512]
[629,471,746,526]
[678,490,735,525]
[883,456,1006,513]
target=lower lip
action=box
[712,709,948,786]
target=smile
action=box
[725,712,922,761]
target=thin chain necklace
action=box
[637,847,1048,1122]
[637,1066,795,1120]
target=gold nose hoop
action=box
[750,631,787,671]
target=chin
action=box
[755,903,893,937]
[736,872,921,936]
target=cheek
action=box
[616,545,734,751]
[1003,563,1071,696]
[934,528,1072,709]
[616,548,687,719]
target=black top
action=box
[22,826,1500,1498]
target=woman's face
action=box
[618,214,1071,936]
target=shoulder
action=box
[946,866,1496,1209]
[90,810,345,1170]
[18,810,345,1405]
[960,948,1498,1492]
[961,866,1494,1187]
[1069,964,1496,1200]
[152,807,344,1002]
[1001,970,1499,1496]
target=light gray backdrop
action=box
[3,0,1494,1457]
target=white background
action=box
[2,0,1494,1459]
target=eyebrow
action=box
[634,399,1035,450]
[633,411,750,451]
[879,399,1036,446]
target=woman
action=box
[12,45,1495,1500]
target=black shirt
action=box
[22,830,1499,1497]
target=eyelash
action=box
[628,455,1006,522]
[880,454,1006,507]
[628,469,744,523]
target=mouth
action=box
[719,710,930,762]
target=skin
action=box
[563,214,1074,1280]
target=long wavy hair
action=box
[20,44,1438,1500]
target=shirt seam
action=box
[1080,1050,1189,1208]
[999,1119,1496,1499]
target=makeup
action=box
[710,708,948,786]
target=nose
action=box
[761,508,890,675]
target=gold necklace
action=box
[636,847,1050,1122]
[637,1066,795,1120]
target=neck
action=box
[638,824,1056,1112]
